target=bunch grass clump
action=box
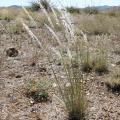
[94,54,108,75]
[108,10,117,17]
[0,9,15,22]
[57,54,86,120]
[81,50,94,73]
[81,49,108,75]
[22,2,86,119]
[8,21,24,34]
[65,83,86,120]
[106,8,120,17]
[77,14,120,35]
[114,46,120,55]
[0,56,4,74]
[105,68,120,93]
[94,39,109,75]
[80,34,109,75]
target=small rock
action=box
[30,100,34,104]
[39,67,47,72]
[6,48,18,57]
[116,61,120,65]
[111,64,116,67]
[30,62,36,67]
[52,83,57,88]
[16,75,22,78]
[86,92,90,96]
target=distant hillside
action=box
[1,5,120,10]
[8,5,22,8]
[95,5,112,10]
[84,5,120,10]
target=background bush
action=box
[30,2,40,11]
[83,7,99,14]
[30,0,51,12]
[66,7,81,14]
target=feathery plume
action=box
[22,23,42,48]
[49,46,62,59]
[51,7,60,25]
[38,0,54,28]
[45,24,63,47]
[22,6,37,27]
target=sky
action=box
[0,0,120,7]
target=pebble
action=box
[111,64,116,67]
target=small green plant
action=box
[66,7,81,14]
[25,80,50,103]
[105,68,120,93]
